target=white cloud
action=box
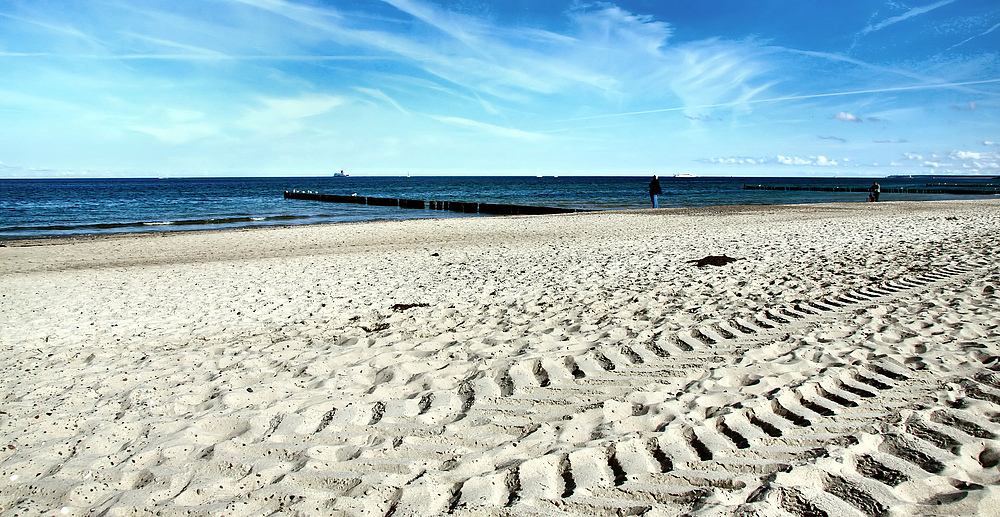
[568,4,672,55]
[949,101,978,111]
[951,149,1000,170]
[666,40,772,118]
[355,88,408,115]
[239,94,346,135]
[129,123,219,145]
[129,108,220,145]
[701,155,840,167]
[833,112,862,122]
[431,116,546,141]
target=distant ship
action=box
[674,173,696,178]
[334,170,349,177]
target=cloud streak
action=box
[947,20,1000,51]
[431,116,546,141]
[563,78,1000,122]
[857,0,958,38]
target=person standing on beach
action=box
[649,175,662,208]
[869,182,881,202]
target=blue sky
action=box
[1,0,998,177]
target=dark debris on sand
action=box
[688,255,740,267]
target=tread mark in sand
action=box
[716,417,751,449]
[816,385,859,408]
[532,361,550,387]
[457,382,475,414]
[608,449,628,486]
[646,438,673,472]
[504,467,521,507]
[880,435,946,474]
[593,352,615,371]
[620,346,644,365]
[904,418,962,454]
[315,408,337,433]
[930,410,996,439]
[564,357,586,379]
[749,410,783,437]
[417,393,433,415]
[497,370,515,396]
[778,486,829,517]
[690,328,716,345]
[368,401,386,425]
[560,456,576,498]
[854,454,908,486]
[686,430,713,461]
[728,319,755,335]
[822,473,887,517]
[853,372,892,391]
[771,399,812,427]
[835,380,877,399]
[646,341,671,358]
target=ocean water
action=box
[1,175,996,240]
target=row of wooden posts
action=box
[743,184,1000,195]
[284,191,585,215]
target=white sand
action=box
[2,200,1000,516]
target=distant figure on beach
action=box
[649,175,662,208]
[868,182,881,202]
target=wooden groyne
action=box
[743,184,1000,195]
[283,191,587,215]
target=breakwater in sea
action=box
[743,184,1000,195]
[283,190,587,215]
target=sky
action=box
[0,0,998,178]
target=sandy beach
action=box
[2,200,1000,516]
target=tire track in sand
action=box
[295,257,1000,515]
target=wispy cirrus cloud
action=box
[857,0,958,39]
[431,115,546,142]
[356,87,408,114]
[238,94,347,136]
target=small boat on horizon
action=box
[674,173,696,178]
[334,170,349,177]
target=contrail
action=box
[947,21,1000,51]
[564,78,1000,122]
[858,0,957,37]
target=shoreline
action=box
[0,197,961,245]
[3,199,1000,515]
[3,193,983,245]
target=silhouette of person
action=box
[649,175,662,208]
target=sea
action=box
[2,175,997,240]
